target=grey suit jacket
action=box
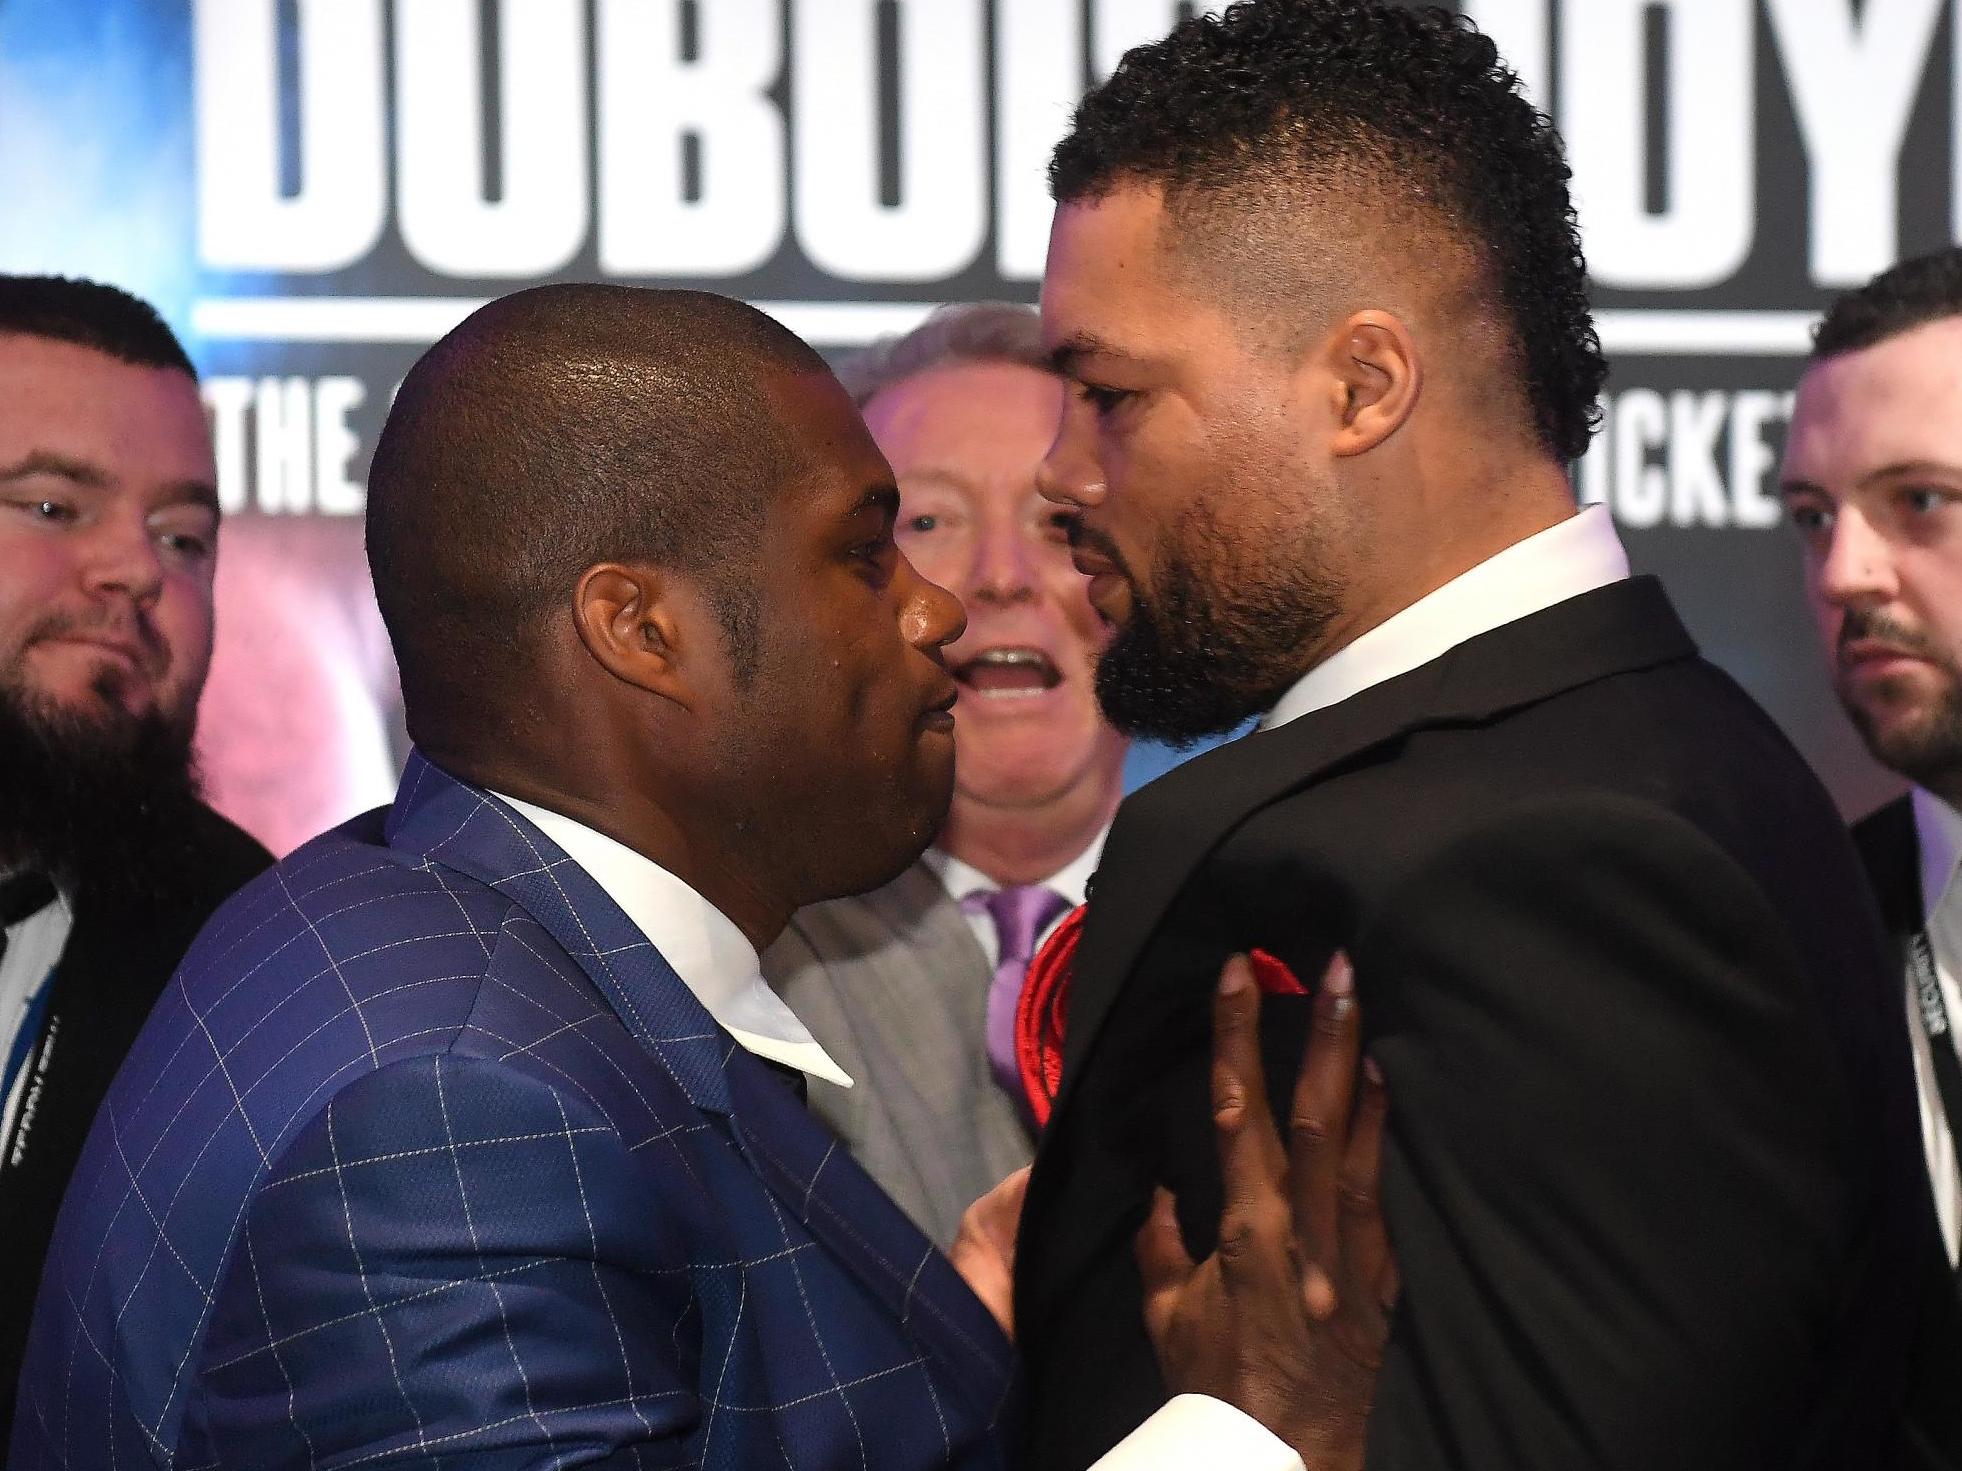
[762,859,1035,1247]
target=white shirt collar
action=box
[492,791,853,1089]
[1913,787,1962,926]
[922,825,1107,908]
[1262,505,1631,730]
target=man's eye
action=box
[1905,487,1950,515]
[8,497,75,522]
[904,513,939,534]
[1079,383,1132,416]
[161,531,214,559]
[1786,504,1832,534]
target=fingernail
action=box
[1219,956,1251,995]
[1364,1057,1384,1084]
[1326,954,1353,998]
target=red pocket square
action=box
[1014,904,1305,1128]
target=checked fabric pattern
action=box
[12,753,1016,1470]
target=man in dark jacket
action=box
[1782,247,1962,1471]
[1015,4,1926,1468]
[0,275,269,1440]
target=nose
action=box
[969,517,1037,607]
[1817,504,1898,610]
[902,554,967,657]
[1037,397,1105,511]
[80,511,166,609]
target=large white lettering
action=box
[1612,389,1670,529]
[597,0,785,277]
[394,0,588,277]
[194,0,386,271]
[792,0,988,282]
[1767,0,1945,287]
[1091,1,1204,78]
[995,0,1082,281]
[1560,0,1754,290]
[1581,389,1796,530]
[203,376,371,516]
[1460,0,1550,111]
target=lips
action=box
[1839,639,1932,674]
[39,634,157,678]
[918,677,959,733]
[953,646,1062,698]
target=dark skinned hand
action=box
[1135,952,1396,1471]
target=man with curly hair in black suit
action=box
[1012,3,1927,1468]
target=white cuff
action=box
[1086,1394,1305,1471]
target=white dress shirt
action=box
[1908,786,1962,1263]
[0,884,72,1161]
[1262,504,1631,729]
[923,827,1107,965]
[494,793,853,1089]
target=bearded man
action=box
[1781,245,1962,1471]
[0,276,269,1442]
[1014,4,1925,1468]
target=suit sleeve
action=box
[1356,791,1863,1471]
[186,1053,700,1468]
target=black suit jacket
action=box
[1853,796,1962,1471]
[0,802,268,1442]
[1015,578,1927,1471]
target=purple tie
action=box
[967,885,1071,1113]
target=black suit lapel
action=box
[1055,577,1698,1125]
[1853,794,1923,951]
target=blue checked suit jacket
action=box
[11,754,1017,1469]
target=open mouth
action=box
[953,646,1062,698]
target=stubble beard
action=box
[1845,676,1962,801]
[1837,608,1962,801]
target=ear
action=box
[1319,310,1421,459]
[571,562,692,707]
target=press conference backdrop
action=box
[0,0,1936,850]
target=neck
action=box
[936,763,1123,887]
[446,747,794,952]
[1312,458,1578,673]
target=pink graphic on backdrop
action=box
[196,517,405,857]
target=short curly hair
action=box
[1811,248,1962,361]
[1050,0,1604,463]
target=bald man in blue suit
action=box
[12,287,1018,1469]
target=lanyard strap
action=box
[1,969,57,1171]
[1909,932,1962,1278]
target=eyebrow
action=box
[1048,331,1139,377]
[1779,461,1962,499]
[894,466,978,493]
[153,477,223,517]
[0,450,110,490]
[1860,459,1962,486]
[0,449,219,516]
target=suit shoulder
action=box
[771,861,953,967]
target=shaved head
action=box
[366,285,829,745]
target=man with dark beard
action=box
[1781,246,1962,1471]
[0,276,269,1441]
[1012,4,1925,1469]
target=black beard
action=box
[1093,531,1343,748]
[0,682,207,912]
